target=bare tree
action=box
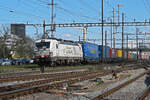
[15,36,35,58]
[0,25,10,58]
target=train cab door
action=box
[56,43,59,57]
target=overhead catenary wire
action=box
[37,0,49,4]
[20,0,50,15]
[57,0,100,21]
[77,0,100,14]
[0,4,44,20]
[56,6,99,21]
[142,0,150,14]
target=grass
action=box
[0,64,39,73]
[0,63,111,74]
[127,74,131,77]
[0,64,37,68]
[96,80,104,85]
[44,64,105,71]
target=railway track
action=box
[0,62,143,79]
[0,71,99,93]
[136,85,150,100]
[0,71,108,100]
[92,70,150,100]
[0,67,131,93]
[0,70,89,83]
[0,66,140,83]
[0,67,88,79]
[0,65,145,100]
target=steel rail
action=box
[0,71,106,100]
[0,71,88,83]
[0,66,135,83]
[0,67,88,79]
[0,65,145,100]
[92,70,150,100]
[136,85,150,100]
[0,66,143,100]
[0,71,97,93]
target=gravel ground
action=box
[0,69,88,87]
[80,68,147,99]
[104,72,149,100]
[11,68,148,100]
[145,91,150,100]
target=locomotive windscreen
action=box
[36,42,50,49]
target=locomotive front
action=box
[35,39,53,66]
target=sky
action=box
[0,0,150,48]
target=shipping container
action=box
[128,53,131,59]
[133,53,137,59]
[99,45,110,60]
[129,53,136,59]
[110,48,117,59]
[81,42,99,62]
[141,52,147,60]
[130,53,134,59]
[116,50,122,58]
[110,48,112,59]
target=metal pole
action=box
[136,28,139,60]
[101,0,104,62]
[79,36,80,42]
[110,19,113,48]
[122,13,124,60]
[113,8,115,49]
[105,30,107,62]
[127,34,128,60]
[42,20,46,39]
[51,0,54,38]
[118,4,120,25]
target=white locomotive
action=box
[35,38,83,66]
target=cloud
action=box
[63,33,72,38]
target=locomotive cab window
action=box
[36,42,50,49]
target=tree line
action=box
[0,25,35,59]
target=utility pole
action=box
[105,30,107,62]
[110,19,113,48]
[42,20,46,39]
[136,28,139,60]
[117,4,120,25]
[101,0,104,62]
[122,13,124,60]
[126,34,128,60]
[113,8,115,49]
[50,0,55,38]
[79,36,80,42]
[117,4,123,25]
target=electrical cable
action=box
[56,6,99,21]
[0,4,44,20]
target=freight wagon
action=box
[116,50,122,58]
[110,48,117,62]
[81,42,99,63]
[99,45,111,62]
